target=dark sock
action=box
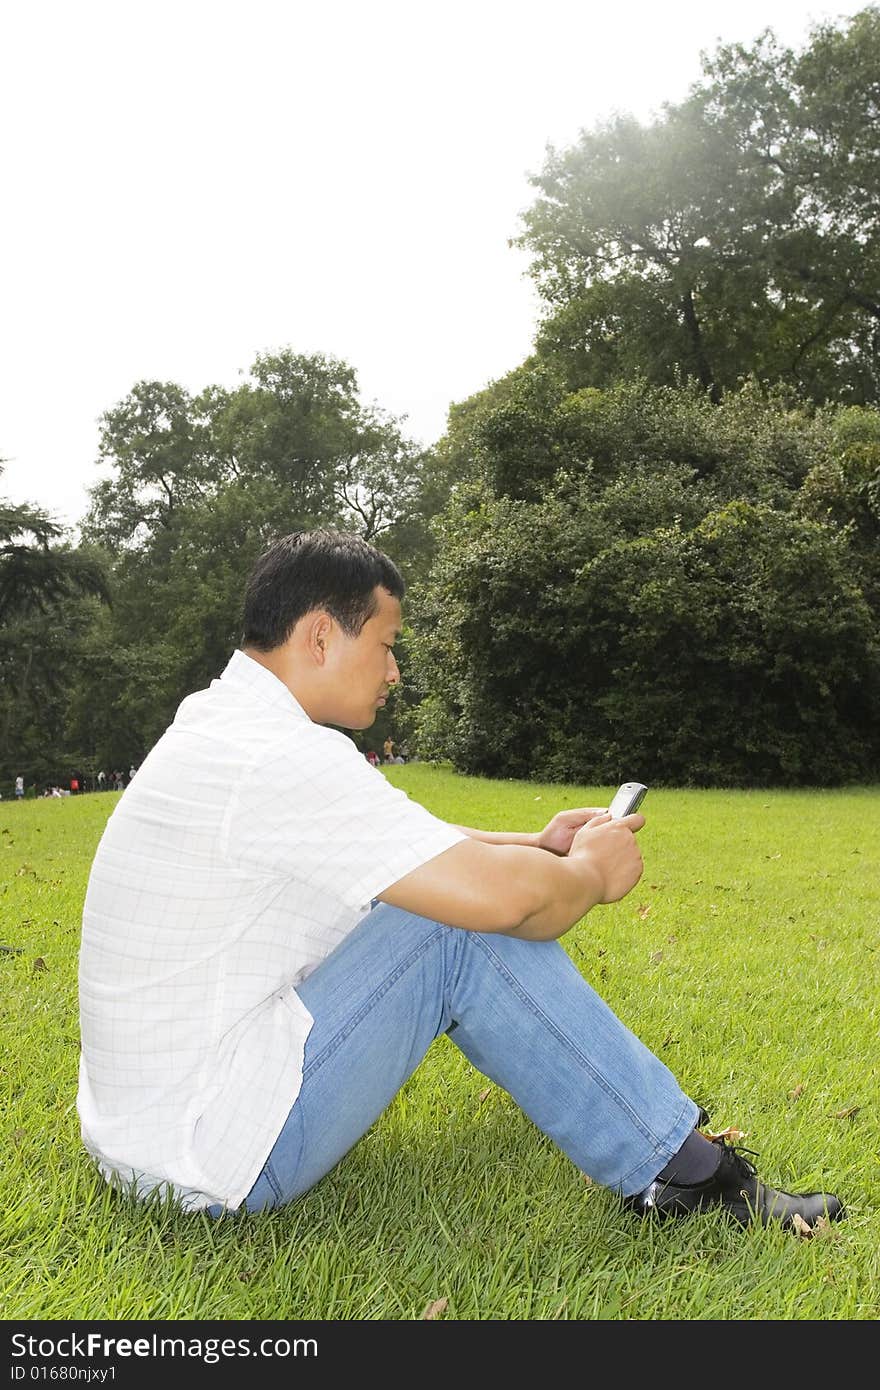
[654,1128,723,1186]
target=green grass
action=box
[1,768,878,1320]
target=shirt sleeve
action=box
[227,727,468,912]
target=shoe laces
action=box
[711,1135,760,1183]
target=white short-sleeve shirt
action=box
[77,650,466,1210]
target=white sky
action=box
[1,0,869,530]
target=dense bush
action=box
[410,382,880,786]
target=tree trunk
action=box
[680,289,721,402]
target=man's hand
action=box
[568,810,645,903]
[381,808,647,940]
[538,807,609,856]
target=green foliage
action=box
[0,486,109,624]
[58,349,449,770]
[412,383,880,786]
[0,474,111,788]
[570,504,877,785]
[464,374,830,506]
[517,6,880,403]
[0,595,105,790]
[796,405,880,611]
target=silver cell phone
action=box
[608,781,648,818]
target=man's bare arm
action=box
[454,825,541,849]
[455,806,610,856]
[378,812,645,940]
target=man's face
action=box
[323,585,402,729]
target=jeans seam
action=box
[301,922,448,1079]
[261,1162,283,1202]
[469,932,670,1150]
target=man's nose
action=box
[387,651,401,685]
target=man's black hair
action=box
[241,529,405,651]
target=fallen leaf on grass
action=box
[789,1214,838,1240]
[811,1216,839,1240]
[477,1087,491,1105]
[32,957,48,973]
[421,1297,448,1320]
[649,950,664,964]
[637,904,652,919]
[581,1174,593,1186]
[702,1126,746,1143]
[832,1105,860,1120]
[789,1083,805,1100]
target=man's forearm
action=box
[380,838,600,938]
[456,842,604,939]
[455,824,542,849]
[509,850,605,939]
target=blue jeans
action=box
[236,904,698,1213]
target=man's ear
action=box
[306,611,335,665]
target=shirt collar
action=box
[219,649,311,720]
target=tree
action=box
[84,380,219,550]
[71,350,449,770]
[1,486,108,622]
[0,469,110,785]
[85,350,436,556]
[516,7,880,403]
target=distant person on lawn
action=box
[77,529,844,1230]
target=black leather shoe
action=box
[626,1134,845,1230]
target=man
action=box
[77,529,843,1229]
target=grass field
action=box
[1,767,878,1321]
